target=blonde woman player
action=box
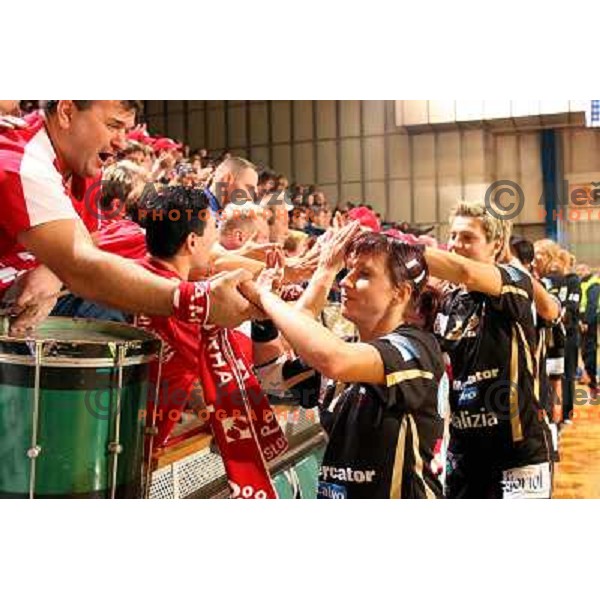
[424,202,556,499]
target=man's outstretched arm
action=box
[17,218,255,329]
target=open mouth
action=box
[98,151,113,164]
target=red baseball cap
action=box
[126,125,155,146]
[152,137,183,152]
[127,129,146,141]
[347,206,381,232]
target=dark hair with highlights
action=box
[345,232,440,331]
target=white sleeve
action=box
[19,130,79,228]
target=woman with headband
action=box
[248,230,447,499]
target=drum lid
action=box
[0,317,161,367]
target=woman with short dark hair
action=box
[250,231,447,499]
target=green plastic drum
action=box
[0,318,161,499]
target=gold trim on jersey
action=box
[284,369,317,390]
[386,369,434,387]
[515,322,535,378]
[534,328,546,403]
[501,285,530,299]
[389,415,408,499]
[510,327,524,442]
[408,414,437,499]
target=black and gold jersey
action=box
[316,326,446,499]
[434,264,552,496]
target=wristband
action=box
[172,280,211,324]
[251,319,279,343]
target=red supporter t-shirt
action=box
[135,256,254,446]
[135,257,203,441]
[95,219,147,260]
[0,111,100,296]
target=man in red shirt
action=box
[0,109,101,289]
[134,185,276,457]
[135,186,217,446]
[0,100,252,331]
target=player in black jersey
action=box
[534,240,568,425]
[246,231,446,499]
[422,201,553,499]
[532,240,569,462]
[560,252,581,423]
[510,236,562,460]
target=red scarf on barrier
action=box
[198,325,289,499]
